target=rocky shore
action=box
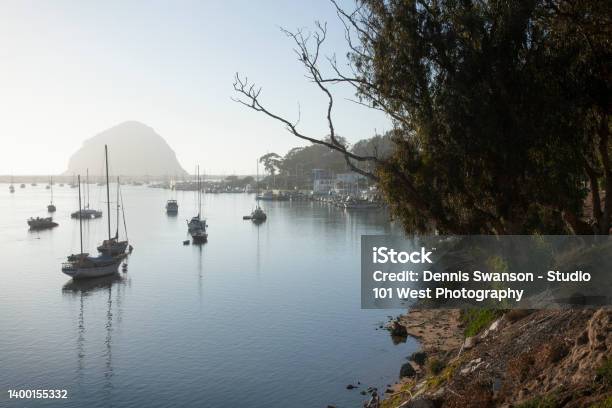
[372,308,611,408]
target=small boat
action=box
[166,199,178,214]
[9,176,15,193]
[47,176,56,212]
[251,206,267,222]
[342,197,380,210]
[251,160,267,223]
[188,166,207,243]
[96,151,130,257]
[27,216,58,230]
[20,184,25,188]
[97,237,129,256]
[70,169,102,218]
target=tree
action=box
[259,153,282,177]
[234,0,611,235]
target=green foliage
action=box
[426,358,445,375]
[461,309,503,338]
[516,395,558,408]
[591,396,612,408]
[347,0,611,235]
[597,358,612,386]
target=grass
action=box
[591,396,612,408]
[461,308,504,337]
[427,358,445,375]
[597,358,612,386]
[515,395,558,408]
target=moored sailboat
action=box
[61,175,121,279]
[251,159,267,223]
[47,176,56,212]
[96,147,130,257]
[71,169,102,219]
[187,166,207,243]
[27,216,58,230]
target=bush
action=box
[461,309,504,337]
[597,358,612,386]
[516,395,558,408]
[427,358,445,375]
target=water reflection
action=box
[62,274,129,404]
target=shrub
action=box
[461,309,503,337]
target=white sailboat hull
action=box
[62,262,120,279]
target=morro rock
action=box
[64,121,188,177]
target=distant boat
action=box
[20,184,25,188]
[96,148,130,257]
[31,183,37,186]
[61,175,122,280]
[187,166,207,243]
[28,216,58,230]
[342,197,379,210]
[166,199,178,214]
[251,159,267,223]
[70,169,102,219]
[47,176,56,212]
[250,206,267,222]
[9,176,15,193]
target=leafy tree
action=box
[259,153,282,176]
[234,0,611,235]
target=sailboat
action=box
[71,169,102,219]
[166,178,179,214]
[97,173,129,256]
[47,176,56,212]
[9,176,15,193]
[251,159,267,222]
[187,166,207,242]
[61,174,121,279]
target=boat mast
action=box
[197,165,201,218]
[116,176,120,239]
[78,175,83,255]
[105,145,111,242]
[86,169,90,209]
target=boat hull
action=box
[61,262,120,279]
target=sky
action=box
[0,0,391,175]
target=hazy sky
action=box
[0,0,390,175]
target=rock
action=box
[360,390,367,395]
[409,351,428,366]
[65,121,188,177]
[463,336,476,350]
[389,321,408,337]
[489,318,502,332]
[385,388,394,394]
[403,397,436,408]
[400,362,417,378]
[346,384,357,390]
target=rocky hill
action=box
[369,308,611,408]
[64,121,188,177]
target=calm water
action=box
[0,183,416,408]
